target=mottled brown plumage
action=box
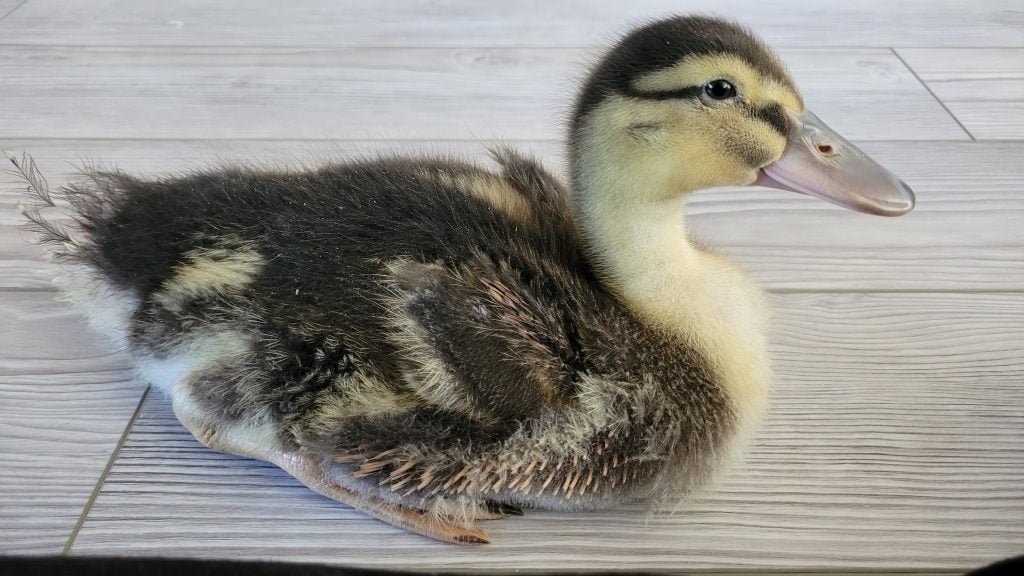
[14,15,913,544]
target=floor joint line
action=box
[891,47,977,142]
[60,385,151,555]
[0,0,28,23]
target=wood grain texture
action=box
[0,0,1021,48]
[0,46,966,141]
[3,140,1022,291]
[65,293,1024,570]
[0,292,142,555]
[898,48,1024,140]
[1,2,1021,569]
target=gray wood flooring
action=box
[0,1,1021,571]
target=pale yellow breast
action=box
[618,248,772,436]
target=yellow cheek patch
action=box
[579,95,759,194]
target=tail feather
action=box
[5,150,80,256]
[6,150,136,265]
[6,150,141,343]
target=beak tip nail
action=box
[897,179,916,213]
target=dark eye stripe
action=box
[746,103,788,135]
[623,84,790,136]
[623,85,704,101]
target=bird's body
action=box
[40,151,741,521]
[16,16,913,544]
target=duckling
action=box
[14,15,914,544]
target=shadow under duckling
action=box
[13,15,914,544]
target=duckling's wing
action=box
[488,147,575,233]
[386,256,584,424]
[321,252,724,511]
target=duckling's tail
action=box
[5,150,80,259]
[7,151,142,344]
[6,150,134,268]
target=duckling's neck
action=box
[579,191,700,314]
[573,176,703,334]
[572,162,772,433]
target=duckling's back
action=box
[68,155,570,309]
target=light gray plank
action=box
[2,139,1022,291]
[0,0,1020,48]
[0,0,24,20]
[898,48,1024,140]
[0,46,966,141]
[69,293,1024,570]
[0,291,142,554]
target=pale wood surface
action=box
[897,48,1024,140]
[0,292,142,554]
[0,0,23,19]
[0,0,1021,48]
[68,293,1024,570]
[0,47,966,141]
[1,0,1022,570]
[2,140,1022,291]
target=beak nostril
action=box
[817,144,834,155]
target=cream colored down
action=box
[570,54,806,437]
[153,245,265,312]
[415,168,533,221]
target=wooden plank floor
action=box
[897,48,1024,140]
[0,0,1021,571]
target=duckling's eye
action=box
[704,79,737,100]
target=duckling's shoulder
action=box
[381,146,575,233]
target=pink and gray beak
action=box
[755,109,915,216]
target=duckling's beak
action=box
[754,109,915,216]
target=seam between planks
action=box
[0,43,957,49]
[0,137,1003,144]
[0,42,1021,50]
[0,286,57,293]
[622,565,966,569]
[891,48,977,142]
[16,562,970,574]
[61,385,151,555]
[0,0,28,22]
[546,572,968,576]
[770,287,1024,294]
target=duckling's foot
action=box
[172,404,490,545]
[284,455,491,544]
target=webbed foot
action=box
[173,403,491,544]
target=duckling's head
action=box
[570,15,915,217]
